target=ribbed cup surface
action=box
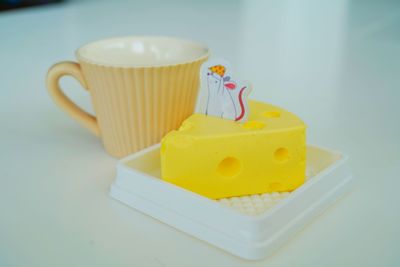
[80,59,206,158]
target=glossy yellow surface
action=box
[161,100,306,199]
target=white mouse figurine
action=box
[199,60,252,122]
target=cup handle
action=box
[46,61,100,137]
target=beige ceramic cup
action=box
[47,36,209,158]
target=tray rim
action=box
[110,144,354,260]
[115,143,349,222]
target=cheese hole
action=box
[179,121,194,131]
[217,157,241,177]
[242,121,266,130]
[262,111,281,118]
[274,148,289,161]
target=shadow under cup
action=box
[47,36,209,158]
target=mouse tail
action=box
[235,86,247,122]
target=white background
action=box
[1,0,399,266]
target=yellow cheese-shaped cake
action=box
[160,100,306,199]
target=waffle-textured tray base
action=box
[218,191,291,215]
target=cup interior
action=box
[76,36,209,67]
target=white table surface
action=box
[1,0,399,266]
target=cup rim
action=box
[75,36,210,68]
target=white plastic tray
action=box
[110,144,353,260]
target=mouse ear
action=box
[223,76,231,82]
[224,81,236,90]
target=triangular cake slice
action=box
[161,100,306,199]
